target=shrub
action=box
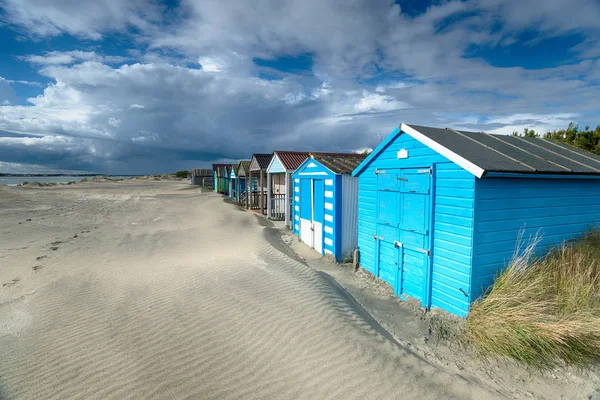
[465,231,600,367]
[175,170,190,179]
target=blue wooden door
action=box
[398,168,431,305]
[375,169,402,293]
[312,179,325,254]
[375,168,432,306]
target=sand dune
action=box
[0,181,538,398]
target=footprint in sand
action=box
[2,277,20,287]
[32,265,44,271]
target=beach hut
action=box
[248,154,273,214]
[266,151,310,226]
[212,164,230,194]
[229,164,239,201]
[222,164,231,196]
[236,161,250,207]
[292,153,366,262]
[191,168,213,187]
[352,123,600,317]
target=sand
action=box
[0,180,596,399]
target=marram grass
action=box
[465,230,600,367]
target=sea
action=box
[0,176,133,187]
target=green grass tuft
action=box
[465,230,600,367]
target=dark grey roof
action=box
[409,124,600,176]
[313,153,367,174]
[250,153,273,171]
[237,161,250,175]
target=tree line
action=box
[512,123,600,155]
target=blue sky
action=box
[0,0,599,174]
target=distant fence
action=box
[192,176,214,187]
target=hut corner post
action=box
[284,171,290,227]
[352,249,360,272]
[247,170,252,209]
[267,172,272,218]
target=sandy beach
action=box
[0,180,596,399]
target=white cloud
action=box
[0,0,162,39]
[353,92,410,113]
[23,51,128,66]
[108,117,121,127]
[199,56,226,73]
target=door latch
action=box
[373,234,385,241]
[393,240,403,248]
[415,248,431,257]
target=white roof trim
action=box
[401,123,486,178]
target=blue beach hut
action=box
[229,164,238,201]
[352,123,600,317]
[236,161,250,206]
[292,153,366,262]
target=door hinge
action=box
[373,234,385,241]
[418,168,432,176]
[397,177,408,182]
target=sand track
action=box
[0,181,504,399]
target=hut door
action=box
[312,179,324,254]
[299,179,313,248]
[398,168,431,306]
[375,169,401,291]
[375,168,432,306]
[299,178,324,254]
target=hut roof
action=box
[250,154,273,171]
[274,151,310,170]
[312,153,367,174]
[354,123,600,178]
[237,161,250,175]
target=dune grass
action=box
[465,230,600,367]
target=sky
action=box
[0,0,599,174]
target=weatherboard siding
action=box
[341,174,359,259]
[430,163,474,316]
[356,132,475,316]
[471,177,600,300]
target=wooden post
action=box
[267,172,272,219]
[352,249,360,272]
[248,170,252,209]
[259,171,264,214]
[284,171,290,227]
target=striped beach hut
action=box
[352,123,600,317]
[292,153,366,262]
